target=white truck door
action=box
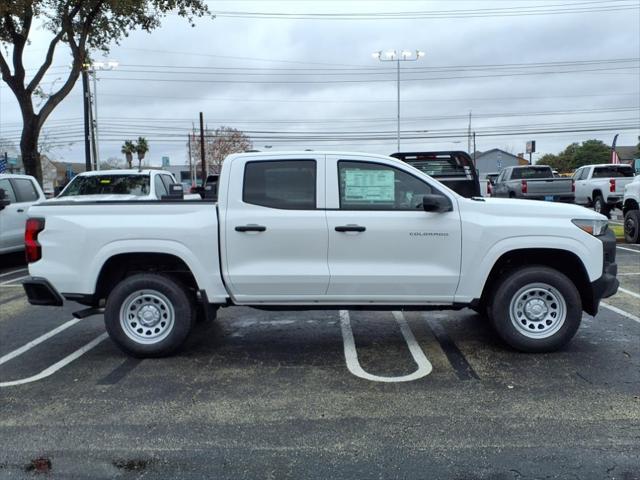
[0,178,37,252]
[574,167,590,205]
[324,155,462,303]
[221,155,329,302]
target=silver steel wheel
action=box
[509,282,567,339]
[119,289,175,344]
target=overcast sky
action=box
[1,0,639,167]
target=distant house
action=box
[474,149,525,178]
[615,146,639,164]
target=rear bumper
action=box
[22,277,64,306]
[586,229,619,315]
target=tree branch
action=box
[26,30,65,92]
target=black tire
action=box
[593,195,610,218]
[509,191,516,198]
[104,273,195,358]
[624,210,640,244]
[489,266,582,353]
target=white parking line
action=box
[0,318,81,366]
[0,275,29,286]
[617,287,640,300]
[339,310,432,383]
[601,302,640,324]
[616,246,640,253]
[618,273,640,276]
[0,333,108,388]
[0,268,27,279]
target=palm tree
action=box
[135,137,149,169]
[121,140,136,168]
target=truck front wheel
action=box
[624,210,640,244]
[489,266,582,352]
[104,273,195,357]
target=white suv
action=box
[0,174,46,254]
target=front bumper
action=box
[586,229,618,315]
[22,277,64,306]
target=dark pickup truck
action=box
[391,151,481,198]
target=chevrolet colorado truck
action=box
[22,151,618,357]
[492,165,574,202]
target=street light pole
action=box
[373,49,425,152]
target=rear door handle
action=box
[335,225,366,232]
[17,209,24,213]
[235,224,266,232]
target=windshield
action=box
[59,175,150,197]
[592,166,634,178]
[510,167,553,179]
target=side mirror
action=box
[0,189,10,211]
[422,194,452,213]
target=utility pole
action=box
[81,68,92,171]
[91,72,100,170]
[88,83,98,171]
[467,111,472,154]
[187,133,193,186]
[199,112,206,184]
[472,132,476,167]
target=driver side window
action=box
[338,161,433,210]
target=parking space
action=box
[0,249,638,479]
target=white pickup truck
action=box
[22,151,619,357]
[573,163,636,217]
[623,175,640,243]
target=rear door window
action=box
[243,160,316,210]
[12,178,40,202]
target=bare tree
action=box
[190,126,253,175]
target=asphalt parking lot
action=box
[0,248,639,479]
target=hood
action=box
[47,194,148,202]
[465,197,605,220]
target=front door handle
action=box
[17,209,24,213]
[335,225,366,232]
[235,224,266,232]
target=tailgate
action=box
[526,178,572,195]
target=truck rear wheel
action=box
[104,273,195,357]
[489,266,582,352]
[593,195,610,218]
[624,210,640,244]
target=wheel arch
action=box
[95,252,199,305]
[623,198,639,215]
[479,248,594,315]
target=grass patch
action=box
[610,224,624,239]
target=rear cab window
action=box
[59,175,151,197]
[592,166,634,178]
[510,167,553,179]
[243,160,316,209]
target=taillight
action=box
[25,218,45,263]
[487,181,493,195]
[521,180,528,194]
[609,178,615,193]
[571,179,575,192]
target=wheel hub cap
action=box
[524,298,548,321]
[138,305,161,327]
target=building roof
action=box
[615,146,638,161]
[474,148,521,161]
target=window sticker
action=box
[343,169,394,203]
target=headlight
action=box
[572,219,608,236]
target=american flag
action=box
[0,154,7,173]
[611,133,620,164]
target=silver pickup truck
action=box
[492,166,574,202]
